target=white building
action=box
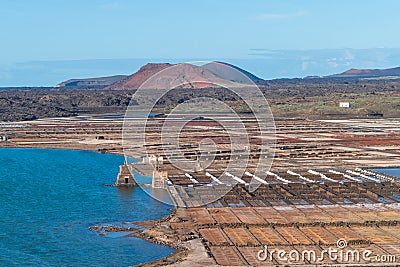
[339,102,351,108]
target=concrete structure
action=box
[193,161,203,172]
[115,163,136,186]
[142,155,163,164]
[152,170,168,189]
[339,102,351,108]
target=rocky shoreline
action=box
[129,214,190,267]
[126,211,218,267]
[87,211,198,267]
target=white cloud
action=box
[301,61,316,71]
[256,11,305,20]
[344,50,355,60]
[301,61,309,71]
[328,61,339,68]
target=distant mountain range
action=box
[327,66,400,78]
[56,62,400,89]
[56,75,128,88]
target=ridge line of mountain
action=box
[55,62,400,89]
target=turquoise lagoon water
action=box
[0,148,174,266]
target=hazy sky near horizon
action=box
[1,0,400,85]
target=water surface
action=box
[373,168,400,178]
[0,148,174,266]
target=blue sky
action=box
[1,0,400,86]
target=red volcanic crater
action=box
[106,62,262,90]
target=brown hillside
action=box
[106,63,174,89]
[107,63,240,90]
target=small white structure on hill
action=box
[339,102,352,108]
